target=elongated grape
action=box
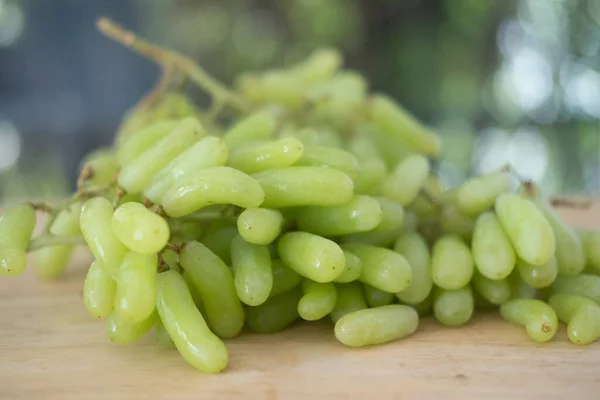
[79,149,119,188]
[156,270,228,373]
[277,232,345,282]
[231,235,272,306]
[179,241,245,338]
[33,202,82,279]
[228,137,304,174]
[161,166,265,217]
[517,257,558,289]
[533,199,585,276]
[335,305,419,347]
[155,318,175,349]
[581,230,600,273]
[295,146,360,179]
[472,272,511,305]
[384,155,430,206]
[500,299,558,343]
[0,204,36,277]
[144,136,228,203]
[456,172,510,215]
[431,235,473,290]
[339,229,403,248]
[270,259,303,297]
[202,224,238,265]
[548,294,600,345]
[107,312,155,345]
[112,202,169,254]
[471,212,516,280]
[252,167,354,208]
[550,274,600,304]
[238,72,305,109]
[83,261,116,319]
[439,204,475,241]
[297,196,382,237]
[289,48,341,85]
[117,120,179,165]
[246,287,303,333]
[347,135,387,195]
[80,197,127,279]
[367,94,441,156]
[394,232,432,304]
[508,271,538,300]
[341,243,412,293]
[334,251,362,283]
[330,282,367,323]
[114,252,157,323]
[409,292,434,316]
[118,118,199,193]
[433,286,474,327]
[371,197,404,232]
[495,194,555,266]
[363,284,394,307]
[222,108,277,148]
[298,280,337,320]
[237,208,284,246]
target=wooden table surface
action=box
[1,205,600,400]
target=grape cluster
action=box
[1,20,600,374]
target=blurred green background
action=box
[0,0,598,203]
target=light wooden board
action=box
[1,205,600,400]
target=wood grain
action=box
[1,205,599,400]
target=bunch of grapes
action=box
[1,18,599,374]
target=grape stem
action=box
[96,17,248,111]
[27,235,87,252]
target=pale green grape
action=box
[580,230,600,273]
[339,229,403,248]
[431,235,474,290]
[548,294,600,345]
[471,212,516,280]
[107,312,156,345]
[472,272,511,305]
[228,137,304,174]
[439,204,475,241]
[288,48,341,85]
[346,134,387,195]
[83,261,116,319]
[330,282,367,323]
[117,120,179,165]
[550,274,600,304]
[0,204,36,277]
[500,299,558,343]
[270,259,303,297]
[237,208,284,246]
[334,251,362,283]
[433,286,474,327]
[298,280,337,320]
[231,234,273,306]
[79,149,119,187]
[155,317,175,349]
[371,197,404,232]
[394,232,433,304]
[295,145,360,179]
[156,270,228,373]
[363,284,394,307]
[517,257,558,289]
[508,271,539,300]
[383,155,430,206]
[246,287,303,333]
[202,224,238,265]
[112,202,170,254]
[114,252,157,323]
[456,172,510,215]
[238,72,305,109]
[222,108,278,148]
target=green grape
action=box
[394,232,432,304]
[33,201,82,279]
[367,94,441,157]
[298,280,337,321]
[118,118,200,194]
[246,287,303,333]
[533,199,585,276]
[228,137,304,174]
[296,196,382,237]
[439,204,475,241]
[334,251,362,283]
[334,305,419,348]
[401,211,419,233]
[330,282,368,323]
[281,126,344,148]
[231,234,273,306]
[80,197,127,279]
[499,299,558,343]
[346,134,387,195]
[517,257,558,289]
[117,120,180,165]
[161,166,265,218]
[363,284,394,307]
[222,108,278,148]
[308,71,366,124]
[144,136,228,203]
[237,208,284,246]
[431,235,474,290]
[155,317,175,349]
[252,167,354,208]
[409,292,434,316]
[170,220,203,242]
[238,72,306,109]
[295,146,360,179]
[471,212,516,280]
[277,232,345,283]
[79,149,119,187]
[548,294,600,345]
[288,48,341,85]
[371,197,404,232]
[433,286,474,327]
[179,241,245,339]
[495,194,555,266]
[270,259,303,297]
[580,230,600,273]
[0,204,36,277]
[114,252,157,323]
[156,270,228,373]
[339,228,403,249]
[472,272,511,305]
[83,261,116,319]
[550,274,600,304]
[182,270,205,313]
[106,311,156,345]
[112,202,170,254]
[201,224,238,265]
[508,271,539,300]
[456,172,510,215]
[383,155,430,206]
[341,243,412,293]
